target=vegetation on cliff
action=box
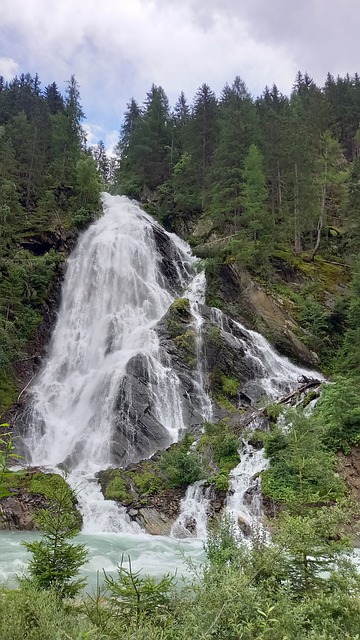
[0,73,102,411]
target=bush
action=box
[105,473,133,504]
[0,585,95,640]
[159,446,205,488]
[262,411,345,506]
[315,376,360,453]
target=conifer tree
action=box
[189,83,218,208]
[242,144,268,244]
[209,77,258,229]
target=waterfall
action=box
[185,270,213,422]
[23,194,210,532]
[210,307,319,402]
[171,481,212,539]
[226,441,269,537]
[22,193,321,538]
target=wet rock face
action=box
[112,353,172,466]
[129,487,187,536]
[152,225,190,294]
[210,263,319,368]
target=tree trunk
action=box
[294,162,302,253]
[310,150,328,261]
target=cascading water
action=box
[172,313,321,539]
[171,481,212,539]
[20,193,321,542]
[210,307,319,402]
[0,192,328,590]
[185,270,213,422]
[23,194,210,532]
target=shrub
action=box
[159,446,205,488]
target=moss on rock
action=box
[0,469,81,531]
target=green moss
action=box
[170,298,190,312]
[104,473,134,504]
[174,328,197,367]
[166,298,193,339]
[4,470,74,505]
[28,473,75,504]
[2,469,26,491]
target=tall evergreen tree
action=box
[242,143,268,244]
[189,83,218,208]
[209,77,258,228]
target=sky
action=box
[0,0,359,153]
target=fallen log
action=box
[278,378,322,405]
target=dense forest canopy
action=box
[114,72,360,261]
[112,71,360,376]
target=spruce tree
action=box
[23,479,88,599]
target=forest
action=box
[1,70,360,638]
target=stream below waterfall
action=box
[0,194,322,587]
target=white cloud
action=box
[0,56,19,80]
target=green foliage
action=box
[2,506,360,638]
[0,73,102,412]
[159,440,205,488]
[262,411,345,506]
[131,469,165,496]
[198,420,240,490]
[174,328,196,367]
[0,584,96,640]
[274,505,352,594]
[166,297,192,338]
[104,556,175,627]
[264,402,284,423]
[242,143,269,245]
[210,369,240,411]
[23,477,88,599]
[205,515,241,567]
[206,324,221,346]
[169,297,190,312]
[0,429,22,498]
[314,376,360,453]
[220,374,239,397]
[104,473,133,504]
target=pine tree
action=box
[189,83,218,208]
[311,130,348,259]
[209,77,258,229]
[242,144,268,244]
